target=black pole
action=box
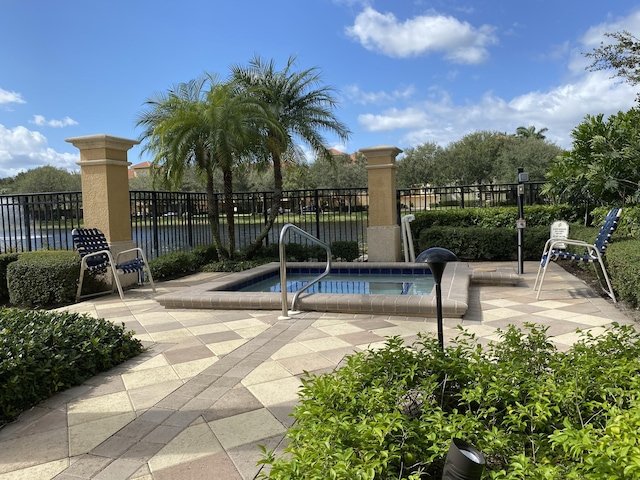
[415,247,458,350]
[517,167,526,275]
[435,282,444,348]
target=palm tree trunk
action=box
[244,149,283,259]
[223,167,236,260]
[206,172,227,260]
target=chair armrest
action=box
[115,247,148,263]
[549,239,591,250]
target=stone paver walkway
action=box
[0,262,635,479]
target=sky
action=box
[1,0,639,179]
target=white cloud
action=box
[0,88,25,106]
[0,124,79,177]
[31,115,78,128]
[344,84,416,104]
[357,71,636,150]
[346,7,498,63]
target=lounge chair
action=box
[72,228,156,301]
[533,208,621,302]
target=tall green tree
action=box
[396,142,443,188]
[494,136,563,183]
[136,75,271,259]
[543,108,640,208]
[437,131,505,185]
[9,166,81,193]
[586,30,640,100]
[231,55,351,258]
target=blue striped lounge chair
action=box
[72,228,156,301]
[533,208,621,303]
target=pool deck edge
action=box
[156,261,484,318]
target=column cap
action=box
[65,134,140,151]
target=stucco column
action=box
[66,134,139,285]
[361,145,403,262]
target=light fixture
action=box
[415,247,458,349]
[442,438,486,480]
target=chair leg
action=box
[145,266,156,293]
[594,254,616,303]
[111,267,126,300]
[535,258,552,299]
[76,262,87,302]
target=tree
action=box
[231,55,351,258]
[586,30,640,100]
[10,166,81,193]
[136,75,271,260]
[396,142,442,188]
[543,108,640,208]
[515,125,548,140]
[494,136,563,183]
[436,131,505,185]
[309,151,367,189]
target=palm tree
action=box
[231,55,351,258]
[516,125,548,140]
[136,75,269,260]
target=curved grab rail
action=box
[279,223,332,319]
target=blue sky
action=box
[0,0,639,178]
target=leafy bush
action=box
[260,324,640,479]
[7,251,106,308]
[0,253,19,302]
[417,226,550,261]
[191,244,219,267]
[0,308,144,425]
[201,260,262,273]
[148,252,199,279]
[606,239,640,308]
[409,205,583,241]
[330,241,360,261]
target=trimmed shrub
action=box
[0,253,19,302]
[201,260,262,272]
[331,241,359,261]
[606,239,640,308]
[191,244,219,267]
[7,250,106,308]
[417,226,550,261]
[0,308,144,425]
[148,252,198,280]
[261,324,640,479]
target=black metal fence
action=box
[0,182,546,260]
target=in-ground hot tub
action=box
[156,261,475,318]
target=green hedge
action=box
[7,251,106,308]
[409,205,583,241]
[261,324,640,478]
[417,226,550,261]
[0,253,19,302]
[607,239,640,308]
[148,252,199,280]
[0,308,144,425]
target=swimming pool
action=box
[157,261,473,318]
[233,268,435,295]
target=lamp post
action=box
[516,167,528,274]
[442,438,486,480]
[415,247,458,350]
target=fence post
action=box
[360,145,403,262]
[66,134,139,287]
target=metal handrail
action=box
[278,223,332,319]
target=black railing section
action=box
[0,182,545,260]
[0,192,83,253]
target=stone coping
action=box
[156,261,477,318]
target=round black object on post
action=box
[442,438,486,480]
[415,247,458,349]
